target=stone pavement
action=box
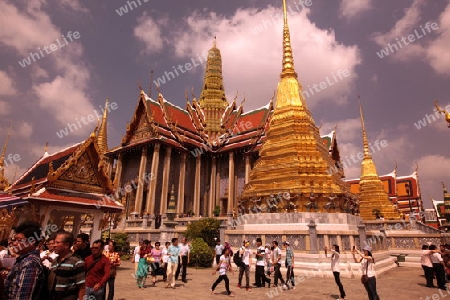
[114,260,441,300]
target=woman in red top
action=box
[103,240,121,300]
[136,240,151,289]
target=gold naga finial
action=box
[280,0,297,79]
[44,142,49,153]
[434,100,450,127]
[184,90,190,104]
[359,101,371,158]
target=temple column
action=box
[209,157,217,216]
[113,153,123,188]
[146,143,161,214]
[193,155,201,216]
[134,146,148,215]
[177,153,187,215]
[227,152,235,214]
[245,156,250,184]
[159,147,172,214]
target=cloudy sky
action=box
[1,0,450,208]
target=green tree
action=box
[189,238,214,268]
[184,217,220,247]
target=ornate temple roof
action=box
[10,131,123,212]
[0,192,27,209]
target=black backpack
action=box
[233,250,243,267]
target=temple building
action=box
[105,7,351,223]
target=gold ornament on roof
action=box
[434,100,450,127]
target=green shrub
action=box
[188,238,214,268]
[111,232,128,253]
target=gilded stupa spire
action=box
[358,102,400,220]
[360,102,371,158]
[97,98,109,155]
[281,0,297,79]
[240,0,352,212]
[199,37,229,140]
[0,125,12,192]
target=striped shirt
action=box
[4,250,45,300]
[50,251,85,296]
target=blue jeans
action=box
[85,286,105,300]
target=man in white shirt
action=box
[175,238,190,283]
[237,240,252,291]
[421,244,435,288]
[215,240,225,265]
[254,238,271,288]
[272,240,287,289]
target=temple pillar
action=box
[134,146,148,215]
[245,156,250,184]
[227,152,235,214]
[177,153,187,215]
[308,219,318,254]
[209,157,217,216]
[159,147,172,214]
[113,153,123,188]
[146,143,161,214]
[193,155,201,216]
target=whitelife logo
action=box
[376,22,438,59]
[18,31,81,68]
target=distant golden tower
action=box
[358,103,400,220]
[198,37,229,140]
[241,0,351,206]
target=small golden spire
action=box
[359,101,371,158]
[97,98,109,155]
[213,35,217,48]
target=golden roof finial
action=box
[359,101,371,158]
[442,181,447,193]
[97,98,109,155]
[281,0,297,79]
[44,142,49,153]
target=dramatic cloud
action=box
[372,0,450,75]
[339,0,373,20]
[0,1,95,136]
[426,4,450,75]
[0,101,11,115]
[0,71,17,96]
[134,5,361,110]
[134,13,166,55]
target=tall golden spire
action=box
[358,102,399,220]
[199,37,229,140]
[360,102,371,158]
[240,0,351,210]
[281,0,297,79]
[0,125,12,192]
[97,98,109,155]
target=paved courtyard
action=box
[114,260,443,300]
